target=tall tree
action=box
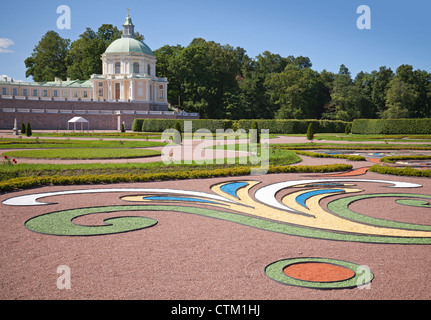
[382,65,431,119]
[266,65,328,119]
[238,51,290,119]
[324,64,354,120]
[66,24,122,79]
[24,31,70,82]
[154,44,186,108]
[371,66,394,117]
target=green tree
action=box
[66,25,122,80]
[26,123,32,137]
[371,66,394,117]
[24,31,70,81]
[173,121,182,145]
[238,51,287,119]
[381,65,431,119]
[266,65,328,119]
[176,38,246,119]
[324,64,366,121]
[250,120,260,144]
[306,123,314,140]
[20,123,26,135]
[154,44,186,108]
[382,77,417,119]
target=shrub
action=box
[237,119,350,134]
[351,118,431,134]
[293,150,366,161]
[131,119,145,132]
[26,123,32,137]
[121,123,125,133]
[20,123,26,135]
[141,119,233,133]
[250,120,260,144]
[306,123,314,140]
[369,164,431,177]
[173,121,182,145]
[0,164,352,192]
[345,124,351,135]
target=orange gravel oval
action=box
[283,262,356,282]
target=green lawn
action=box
[2,148,161,160]
[28,132,163,139]
[0,138,167,149]
[315,133,431,142]
[0,149,301,182]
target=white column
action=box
[92,82,97,100]
[108,82,112,100]
[120,81,124,100]
[146,82,150,102]
[130,80,135,101]
[139,61,143,75]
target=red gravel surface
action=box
[1,171,430,300]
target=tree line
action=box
[25,25,431,120]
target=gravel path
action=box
[1,131,430,301]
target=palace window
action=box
[1,88,6,95]
[43,90,48,97]
[158,85,164,99]
[98,89,103,97]
[147,64,151,75]
[12,88,17,96]
[73,91,78,98]
[115,62,121,74]
[33,89,37,96]
[83,91,88,98]
[54,90,58,97]
[99,82,103,87]
[23,89,28,96]
[133,62,139,74]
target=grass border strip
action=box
[265,257,374,290]
[369,164,431,177]
[0,163,353,193]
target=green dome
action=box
[105,37,154,56]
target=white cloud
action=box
[0,74,23,82]
[0,38,15,53]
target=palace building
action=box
[0,14,198,130]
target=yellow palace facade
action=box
[1,14,167,105]
[0,14,198,130]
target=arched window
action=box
[147,64,151,75]
[133,63,139,74]
[115,62,121,74]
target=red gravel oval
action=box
[283,262,356,282]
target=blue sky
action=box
[1,0,430,81]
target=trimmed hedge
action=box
[132,118,351,134]
[380,155,431,163]
[131,119,145,132]
[369,164,431,177]
[238,119,350,134]
[293,150,366,161]
[0,163,352,192]
[133,119,234,132]
[351,118,431,134]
